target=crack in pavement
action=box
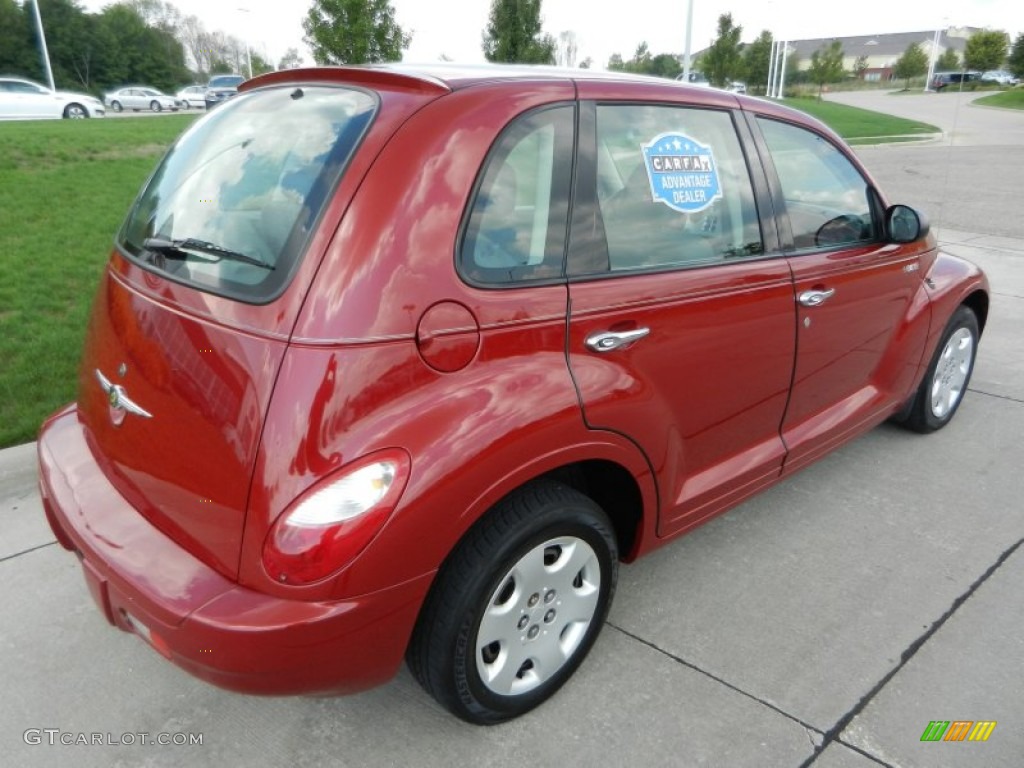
[606,621,824,739]
[610,535,1023,767]
[0,540,56,564]
[969,388,1024,406]
[799,536,1024,767]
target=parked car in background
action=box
[0,76,105,119]
[204,73,245,109]
[39,64,989,726]
[727,81,747,94]
[676,71,710,87]
[930,71,981,91]
[104,87,182,112]
[176,85,207,108]
[981,70,1019,86]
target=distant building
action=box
[785,28,979,82]
[690,27,981,83]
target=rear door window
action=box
[573,104,763,275]
[119,85,376,302]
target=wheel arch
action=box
[961,288,989,336]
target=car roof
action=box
[245,62,745,98]
[243,63,835,140]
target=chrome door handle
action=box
[585,328,650,352]
[798,288,836,307]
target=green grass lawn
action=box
[974,89,1024,109]
[782,98,940,143]
[0,115,196,447]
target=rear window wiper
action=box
[143,237,274,270]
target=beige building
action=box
[783,28,980,80]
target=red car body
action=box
[38,65,988,717]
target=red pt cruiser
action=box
[37,65,988,723]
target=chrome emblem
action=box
[95,369,153,426]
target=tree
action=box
[604,42,677,78]
[482,0,555,64]
[649,53,681,79]
[249,51,274,76]
[893,42,928,90]
[853,54,869,78]
[1009,33,1024,79]
[808,40,845,98]
[279,47,304,70]
[0,0,34,77]
[303,0,410,65]
[936,47,960,71]
[963,29,1009,73]
[743,30,773,92]
[701,13,743,88]
[578,56,592,69]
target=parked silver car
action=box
[175,85,207,108]
[0,76,105,119]
[104,87,182,113]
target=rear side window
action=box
[459,105,575,285]
[757,118,876,250]
[119,85,376,302]
[585,104,763,274]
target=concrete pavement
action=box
[2,94,1023,767]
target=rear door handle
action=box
[798,288,836,307]
[586,328,650,352]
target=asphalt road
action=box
[1,91,1022,767]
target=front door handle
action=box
[586,328,650,353]
[798,288,836,307]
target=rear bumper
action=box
[37,405,432,696]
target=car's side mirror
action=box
[886,204,930,244]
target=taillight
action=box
[263,450,411,585]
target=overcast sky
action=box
[78,1,1024,70]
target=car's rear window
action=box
[210,76,244,88]
[119,85,377,302]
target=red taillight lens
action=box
[263,450,411,585]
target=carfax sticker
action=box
[641,132,722,213]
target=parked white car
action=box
[104,87,182,113]
[176,85,207,108]
[0,76,105,119]
[981,70,1020,86]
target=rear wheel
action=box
[150,100,161,112]
[903,306,979,432]
[407,481,618,724]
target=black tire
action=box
[150,100,161,112]
[111,100,122,113]
[407,481,618,724]
[902,306,979,433]
[62,102,87,119]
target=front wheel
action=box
[903,305,979,432]
[110,100,122,113]
[407,481,618,724]
[63,103,87,119]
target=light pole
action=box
[924,25,943,92]
[682,0,694,81]
[237,7,253,78]
[30,0,55,91]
